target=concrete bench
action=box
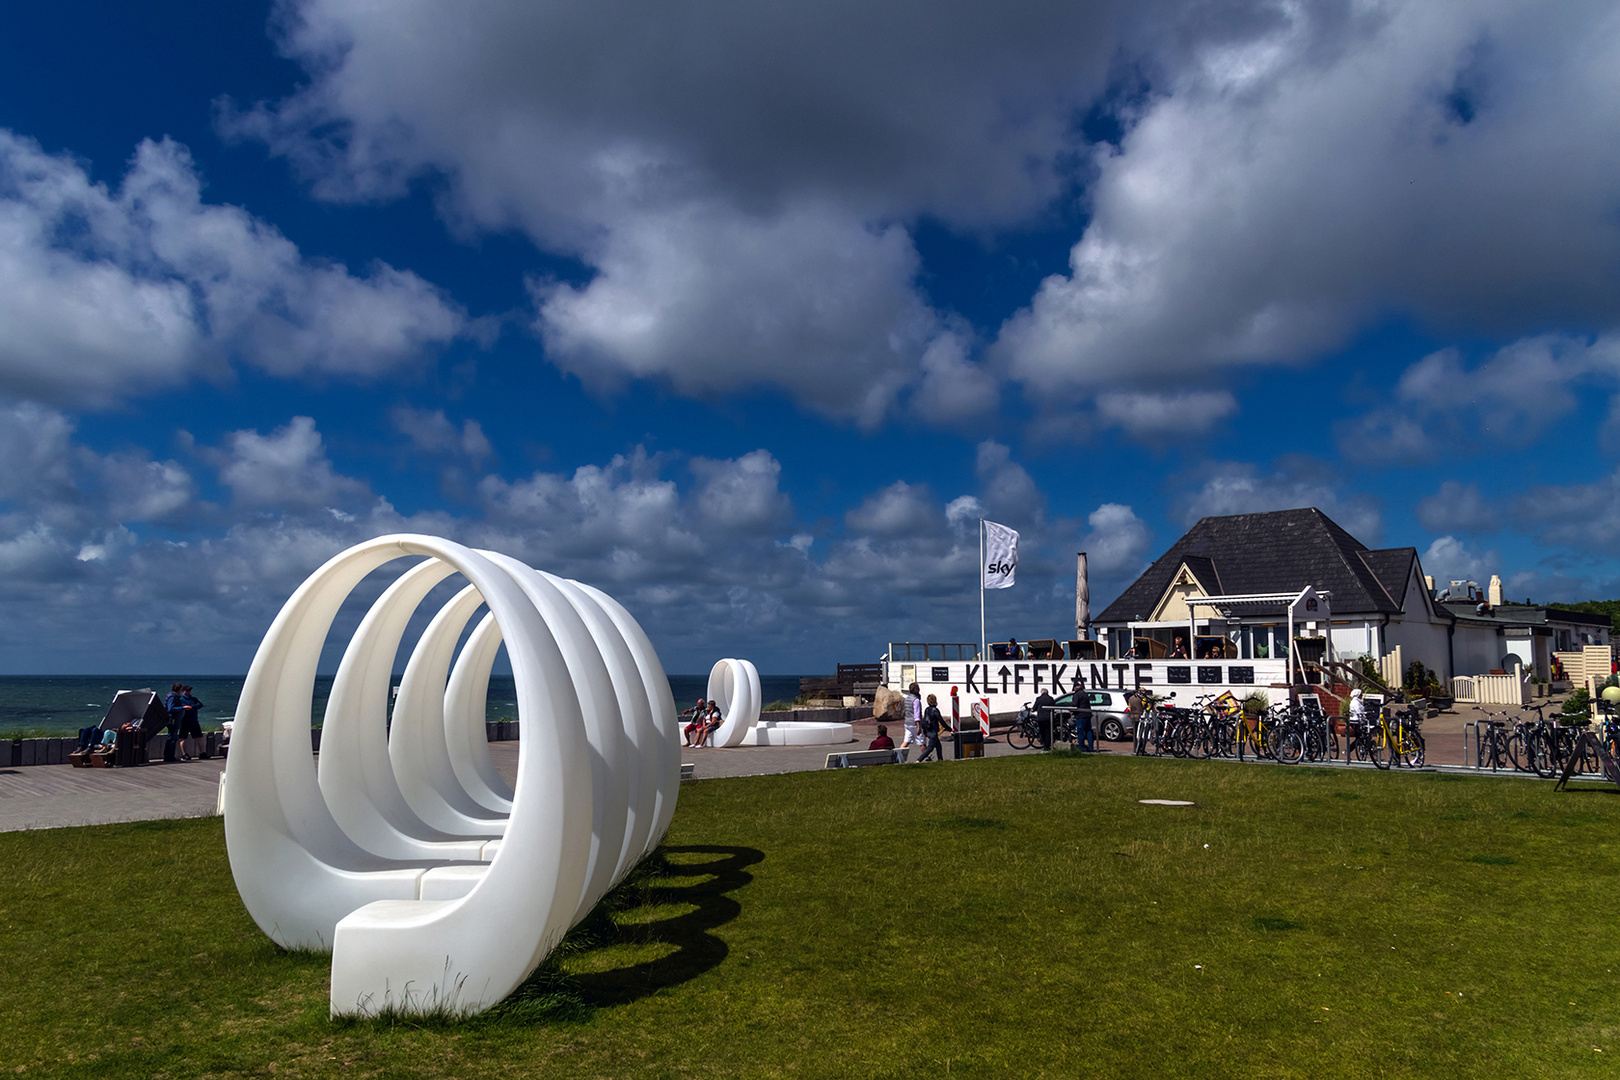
[825,748,910,769]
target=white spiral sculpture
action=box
[706,658,762,747]
[705,656,854,747]
[222,535,680,1017]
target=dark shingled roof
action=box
[1097,508,1418,623]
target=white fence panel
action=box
[1453,664,1529,706]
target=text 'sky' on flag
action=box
[983,520,1018,589]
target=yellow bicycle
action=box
[1371,704,1425,769]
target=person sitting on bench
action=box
[682,697,706,747]
[868,724,894,751]
[697,701,723,747]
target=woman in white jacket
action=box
[901,682,922,750]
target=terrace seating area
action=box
[799,662,882,701]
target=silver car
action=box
[1051,689,1137,742]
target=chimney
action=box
[1488,574,1503,608]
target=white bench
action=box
[681,762,696,780]
[825,748,910,768]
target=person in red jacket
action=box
[868,724,894,750]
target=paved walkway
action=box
[0,700,1596,832]
[0,756,228,832]
[0,722,1048,833]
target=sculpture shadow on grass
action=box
[492,844,764,1019]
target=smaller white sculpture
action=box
[706,658,762,746]
[707,658,852,746]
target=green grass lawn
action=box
[4,754,1620,1078]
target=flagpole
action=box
[979,518,986,664]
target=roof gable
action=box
[1149,558,1220,622]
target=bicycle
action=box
[1132,692,1175,756]
[1004,702,1041,750]
[1471,706,1517,771]
[1191,693,1243,759]
[1370,702,1425,769]
[1237,705,1280,762]
[1344,711,1377,764]
[1513,704,1560,778]
[1276,699,1338,764]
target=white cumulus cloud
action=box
[996,2,1620,396]
[1176,458,1383,543]
[214,416,371,509]
[0,131,465,406]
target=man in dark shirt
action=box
[1033,688,1056,750]
[1074,692,1095,752]
[916,695,946,762]
[161,683,185,762]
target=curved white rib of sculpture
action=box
[708,658,762,747]
[389,584,507,835]
[445,613,515,812]
[576,581,680,870]
[318,558,487,861]
[223,534,678,1017]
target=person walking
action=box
[917,693,946,762]
[900,682,922,751]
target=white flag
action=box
[983,520,1018,589]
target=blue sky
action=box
[2,0,1618,674]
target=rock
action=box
[872,685,903,720]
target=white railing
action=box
[1452,664,1529,706]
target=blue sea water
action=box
[0,673,808,738]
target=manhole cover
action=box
[1138,799,1195,806]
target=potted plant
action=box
[1242,691,1269,716]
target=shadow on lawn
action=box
[496,844,763,1018]
[1554,784,1620,796]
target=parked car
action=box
[1050,689,1137,742]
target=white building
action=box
[1091,508,1607,685]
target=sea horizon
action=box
[0,673,811,738]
